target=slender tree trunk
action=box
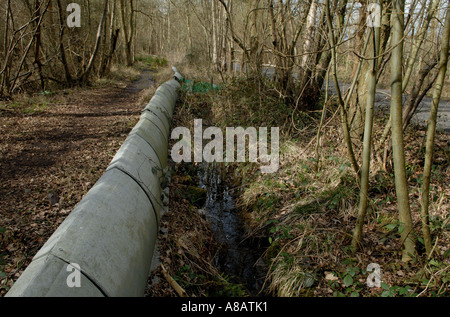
[325,0,360,179]
[34,0,46,91]
[167,0,171,50]
[301,0,318,71]
[186,3,193,52]
[314,65,330,172]
[218,0,251,64]
[348,1,368,137]
[119,0,134,66]
[390,0,416,262]
[1,0,12,96]
[80,0,108,82]
[313,0,347,94]
[402,59,438,131]
[2,0,11,62]
[10,1,49,94]
[56,0,73,84]
[212,0,218,68]
[379,0,438,147]
[100,0,119,77]
[228,0,235,74]
[352,25,380,250]
[421,4,450,258]
[403,0,439,92]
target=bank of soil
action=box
[0,71,155,295]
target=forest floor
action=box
[0,67,156,296]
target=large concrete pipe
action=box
[6,72,183,297]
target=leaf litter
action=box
[0,75,155,295]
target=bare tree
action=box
[352,20,381,250]
[119,0,135,66]
[79,0,109,82]
[325,0,359,178]
[390,0,416,262]
[420,4,450,258]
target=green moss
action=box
[135,55,168,70]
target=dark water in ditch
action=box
[197,163,268,296]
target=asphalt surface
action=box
[231,63,449,133]
[327,82,450,133]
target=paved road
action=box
[327,82,450,133]
[231,63,449,133]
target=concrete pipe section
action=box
[6,70,183,297]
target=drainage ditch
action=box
[197,163,268,296]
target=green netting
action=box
[182,79,221,93]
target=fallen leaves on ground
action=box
[0,76,154,296]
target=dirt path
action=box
[0,71,155,295]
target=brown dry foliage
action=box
[0,72,154,296]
